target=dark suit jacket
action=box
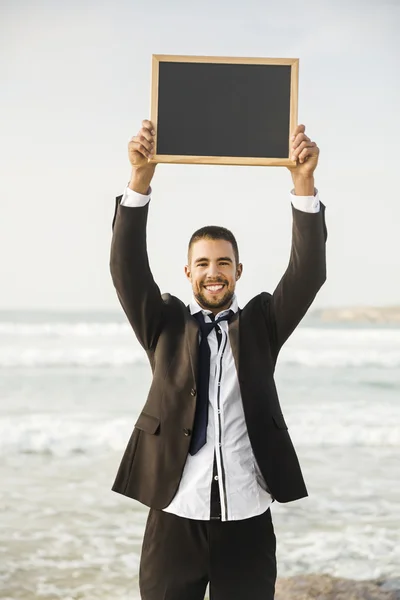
[110,197,327,508]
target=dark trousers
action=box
[139,507,277,600]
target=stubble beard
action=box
[194,286,235,312]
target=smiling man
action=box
[110,120,327,600]
[186,230,242,312]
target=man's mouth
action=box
[203,284,225,294]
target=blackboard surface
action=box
[151,56,299,166]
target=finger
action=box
[135,133,153,153]
[142,119,156,135]
[292,132,310,150]
[129,133,152,143]
[136,125,156,153]
[291,140,316,161]
[298,145,319,163]
[129,140,151,158]
[291,124,306,141]
[132,135,154,152]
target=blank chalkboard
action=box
[150,55,299,167]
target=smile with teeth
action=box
[204,284,225,293]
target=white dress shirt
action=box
[119,185,321,520]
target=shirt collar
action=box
[189,294,239,318]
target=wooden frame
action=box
[150,54,299,167]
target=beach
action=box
[1,311,399,599]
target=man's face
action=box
[185,238,242,313]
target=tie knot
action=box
[194,310,233,338]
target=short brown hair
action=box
[188,226,239,265]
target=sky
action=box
[1,0,399,311]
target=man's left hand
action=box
[287,124,319,179]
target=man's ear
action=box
[184,265,191,281]
[236,263,243,281]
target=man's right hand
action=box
[128,120,156,194]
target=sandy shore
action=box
[275,574,400,599]
[5,574,400,600]
[205,575,400,600]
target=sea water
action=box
[0,311,399,599]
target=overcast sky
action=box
[1,0,399,311]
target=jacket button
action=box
[190,388,196,396]
[183,428,192,436]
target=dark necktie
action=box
[189,310,233,455]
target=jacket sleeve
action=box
[262,203,327,358]
[110,196,164,352]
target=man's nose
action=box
[206,263,219,278]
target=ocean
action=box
[1,310,399,599]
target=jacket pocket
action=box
[135,412,160,435]
[272,412,288,430]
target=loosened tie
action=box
[189,310,233,455]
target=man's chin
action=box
[195,290,234,311]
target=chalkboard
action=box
[150,55,299,167]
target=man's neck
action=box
[190,295,237,316]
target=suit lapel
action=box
[185,312,200,383]
[228,310,240,376]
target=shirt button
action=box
[183,428,192,436]
[190,389,196,396]
[214,475,219,481]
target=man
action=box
[110,119,327,600]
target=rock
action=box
[381,579,400,593]
[311,306,400,324]
[275,574,400,600]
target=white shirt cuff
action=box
[119,186,320,212]
[290,188,320,213]
[120,185,151,207]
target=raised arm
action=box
[110,120,164,352]
[264,125,327,356]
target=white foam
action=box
[1,345,399,368]
[280,347,400,368]
[0,322,130,336]
[0,346,146,367]
[280,327,400,368]
[1,409,399,457]
[0,414,132,456]
[0,325,400,368]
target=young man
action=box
[110,120,327,600]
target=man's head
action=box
[185,226,243,314]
